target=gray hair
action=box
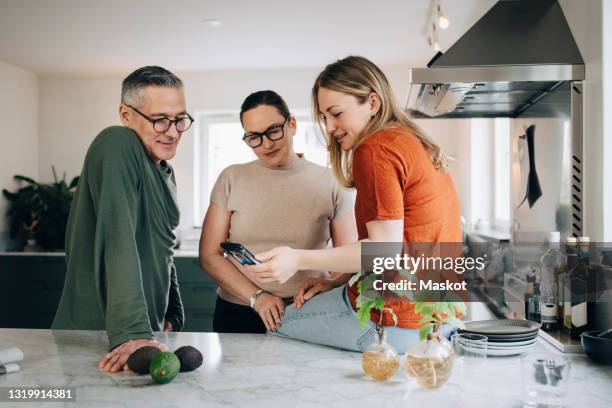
[121,66,183,108]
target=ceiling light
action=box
[428,36,441,52]
[437,4,450,29]
[201,19,222,28]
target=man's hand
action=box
[244,246,300,284]
[99,339,166,373]
[163,321,173,332]
[293,277,337,309]
[253,292,286,332]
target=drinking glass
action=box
[522,353,571,408]
[452,333,488,363]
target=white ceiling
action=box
[0,0,497,75]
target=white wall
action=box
[38,67,473,233]
[604,0,612,242]
[0,61,38,246]
[468,119,495,230]
[38,76,121,181]
[559,0,605,241]
[510,118,569,240]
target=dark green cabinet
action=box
[0,255,217,331]
[173,257,217,332]
[0,255,65,328]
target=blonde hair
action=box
[312,56,449,188]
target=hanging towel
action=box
[517,134,529,207]
[518,124,542,208]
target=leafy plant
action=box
[353,275,398,328]
[2,167,79,251]
[350,267,466,339]
[416,302,466,340]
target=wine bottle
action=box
[569,236,593,340]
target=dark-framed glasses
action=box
[242,117,289,148]
[127,105,194,133]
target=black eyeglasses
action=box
[242,117,289,148]
[127,105,194,133]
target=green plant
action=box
[349,268,396,328]
[350,270,466,340]
[415,302,466,340]
[2,167,79,251]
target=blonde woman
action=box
[245,56,461,352]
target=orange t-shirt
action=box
[347,126,462,328]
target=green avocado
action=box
[174,346,204,372]
[149,352,180,384]
[127,346,161,375]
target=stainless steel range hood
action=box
[407,0,585,118]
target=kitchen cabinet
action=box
[172,257,217,332]
[0,254,217,331]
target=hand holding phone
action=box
[220,242,260,265]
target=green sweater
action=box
[52,126,184,350]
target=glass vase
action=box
[404,332,454,389]
[361,326,400,381]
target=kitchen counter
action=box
[1,329,611,407]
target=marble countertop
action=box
[1,329,611,408]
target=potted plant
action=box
[2,167,79,251]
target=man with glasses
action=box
[52,66,194,373]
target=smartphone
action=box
[220,242,260,265]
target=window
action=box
[193,110,328,226]
[493,118,511,229]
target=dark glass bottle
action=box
[524,269,540,323]
[569,237,593,340]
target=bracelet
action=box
[250,289,266,309]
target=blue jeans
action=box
[271,286,424,353]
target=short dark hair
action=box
[239,90,291,124]
[121,66,183,108]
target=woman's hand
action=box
[245,246,301,284]
[253,292,286,332]
[293,277,337,309]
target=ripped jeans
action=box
[270,286,455,353]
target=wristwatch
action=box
[250,289,266,309]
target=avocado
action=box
[174,346,204,372]
[127,346,161,375]
[149,352,180,384]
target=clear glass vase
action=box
[404,332,454,389]
[361,325,400,381]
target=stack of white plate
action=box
[459,320,541,356]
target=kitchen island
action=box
[0,329,611,407]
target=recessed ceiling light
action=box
[201,19,222,27]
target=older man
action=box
[52,66,193,373]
